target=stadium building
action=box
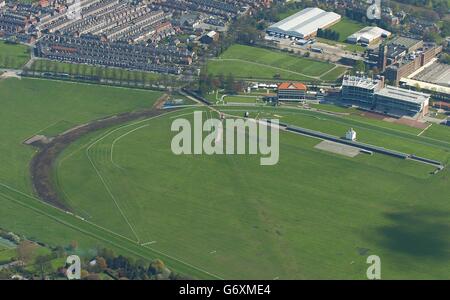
[341,75,430,117]
[277,82,307,101]
[266,7,341,39]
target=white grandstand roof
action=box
[376,85,430,105]
[267,7,341,38]
[342,75,381,90]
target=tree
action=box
[68,240,78,251]
[148,259,165,276]
[16,240,37,263]
[224,73,236,95]
[354,60,366,74]
[96,256,107,271]
[35,255,53,279]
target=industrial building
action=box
[346,26,391,45]
[341,75,430,117]
[277,82,307,101]
[266,7,341,39]
[385,45,442,85]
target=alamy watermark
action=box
[366,0,381,20]
[171,111,280,166]
[66,0,82,20]
[66,255,81,280]
[366,255,381,279]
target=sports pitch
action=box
[328,18,366,43]
[0,78,449,279]
[207,44,345,82]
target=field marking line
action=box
[141,241,157,246]
[319,64,348,79]
[232,106,450,150]
[417,123,433,137]
[141,244,225,280]
[169,111,196,119]
[83,109,192,243]
[110,109,211,168]
[110,124,150,169]
[318,65,339,78]
[28,120,62,138]
[0,181,137,244]
[210,58,319,79]
[0,182,224,279]
[87,144,140,243]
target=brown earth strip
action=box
[29,94,170,211]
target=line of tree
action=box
[317,28,340,41]
[199,69,244,96]
[24,60,187,89]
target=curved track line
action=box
[85,111,182,243]
[110,124,150,169]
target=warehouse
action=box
[266,7,341,39]
[346,26,391,45]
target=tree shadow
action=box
[375,209,450,260]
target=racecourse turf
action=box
[0,78,186,269]
[54,107,450,279]
[0,77,449,278]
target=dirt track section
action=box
[30,94,170,211]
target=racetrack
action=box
[52,107,450,279]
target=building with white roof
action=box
[375,85,430,116]
[341,75,430,117]
[266,7,341,39]
[347,26,391,45]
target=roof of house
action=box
[278,82,307,90]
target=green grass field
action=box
[319,66,348,82]
[0,78,185,267]
[208,44,338,81]
[0,41,30,69]
[224,106,450,162]
[329,18,366,42]
[51,106,450,279]
[224,95,260,104]
[1,77,449,279]
[0,77,162,190]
